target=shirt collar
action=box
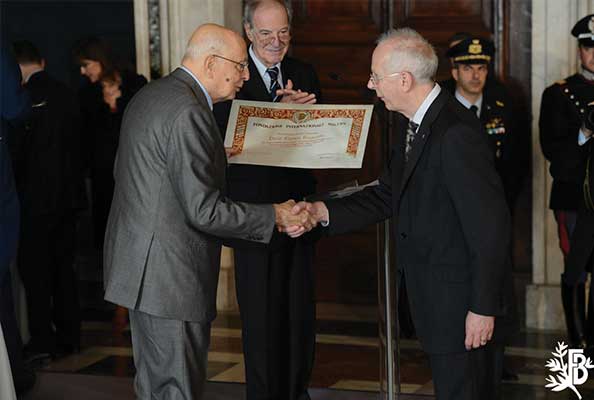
[454,90,483,116]
[180,66,213,110]
[411,83,442,126]
[24,68,44,84]
[581,67,594,81]
[249,45,282,83]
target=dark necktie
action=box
[470,105,479,117]
[267,66,280,101]
[405,120,419,162]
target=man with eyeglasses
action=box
[292,28,511,400]
[103,23,316,400]
[213,1,321,399]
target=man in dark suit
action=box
[0,43,35,396]
[540,14,594,350]
[213,1,321,399]
[294,28,510,400]
[103,24,315,400]
[441,37,522,381]
[11,40,82,359]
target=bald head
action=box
[181,23,250,104]
[182,24,244,64]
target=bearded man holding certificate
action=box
[213,1,321,399]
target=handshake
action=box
[273,200,329,238]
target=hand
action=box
[292,201,329,223]
[284,201,329,238]
[464,311,495,350]
[102,80,122,112]
[273,200,317,236]
[277,79,317,104]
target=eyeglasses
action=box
[213,55,249,72]
[252,28,291,45]
[369,71,404,86]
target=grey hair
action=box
[243,0,292,29]
[376,28,438,84]
[182,35,225,63]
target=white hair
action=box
[182,35,225,62]
[377,28,438,84]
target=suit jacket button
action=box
[400,232,407,239]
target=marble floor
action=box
[18,300,594,400]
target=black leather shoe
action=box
[561,278,587,348]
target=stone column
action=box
[528,0,594,330]
[133,0,243,311]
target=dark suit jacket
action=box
[326,89,510,354]
[0,45,30,276]
[540,74,594,210]
[441,78,526,207]
[213,54,321,250]
[103,68,275,323]
[9,71,83,218]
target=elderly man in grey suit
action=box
[103,24,314,400]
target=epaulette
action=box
[495,100,504,107]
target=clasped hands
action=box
[276,79,317,104]
[273,200,328,238]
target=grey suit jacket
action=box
[103,68,275,323]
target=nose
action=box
[243,67,250,81]
[269,33,282,45]
[367,79,375,90]
[80,66,86,75]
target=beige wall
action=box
[134,0,243,78]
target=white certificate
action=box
[223,100,374,169]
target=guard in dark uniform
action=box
[540,14,594,350]
[441,37,522,381]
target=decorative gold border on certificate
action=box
[231,106,367,156]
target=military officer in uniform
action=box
[546,14,594,351]
[442,38,523,209]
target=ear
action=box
[451,68,459,82]
[244,24,254,42]
[401,71,413,92]
[205,55,217,77]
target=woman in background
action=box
[74,37,146,333]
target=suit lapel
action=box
[280,57,293,87]
[398,90,449,198]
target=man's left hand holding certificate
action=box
[224,100,373,169]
